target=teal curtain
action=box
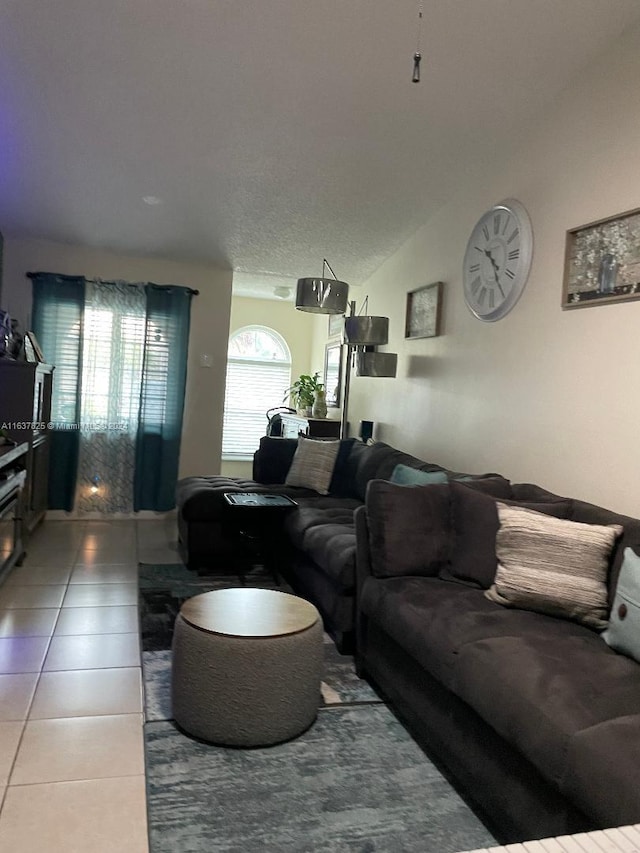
[30,273,85,511]
[31,275,192,514]
[134,285,192,511]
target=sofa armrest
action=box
[252,436,299,483]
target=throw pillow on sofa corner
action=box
[485,502,623,630]
[285,436,341,495]
[602,546,640,663]
[390,464,448,486]
[365,479,451,578]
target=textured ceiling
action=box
[1,0,639,299]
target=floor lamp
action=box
[340,302,397,439]
[295,265,397,439]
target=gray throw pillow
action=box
[485,503,623,630]
[285,437,340,495]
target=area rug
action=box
[145,704,497,853]
[140,563,496,851]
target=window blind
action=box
[222,357,290,457]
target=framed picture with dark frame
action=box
[324,341,343,408]
[563,207,640,309]
[328,313,344,338]
[405,281,443,339]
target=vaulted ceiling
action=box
[1,0,639,298]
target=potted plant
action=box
[284,372,323,417]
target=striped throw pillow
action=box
[485,503,622,629]
[285,437,340,495]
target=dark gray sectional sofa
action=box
[176,435,506,651]
[355,477,640,842]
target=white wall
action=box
[341,24,640,517]
[1,237,233,479]
[220,294,317,478]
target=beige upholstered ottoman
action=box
[171,587,323,746]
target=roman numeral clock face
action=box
[463,199,533,321]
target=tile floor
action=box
[0,516,178,853]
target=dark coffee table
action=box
[222,492,298,581]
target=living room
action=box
[1,2,640,851]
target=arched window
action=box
[222,325,292,458]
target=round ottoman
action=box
[171,587,323,746]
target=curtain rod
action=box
[26,272,199,296]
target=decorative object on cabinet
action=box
[405,281,443,339]
[283,372,323,417]
[359,420,374,442]
[25,331,45,362]
[23,334,37,363]
[311,388,327,419]
[324,342,342,408]
[563,207,640,309]
[0,360,54,533]
[278,413,340,440]
[463,198,533,322]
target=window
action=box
[222,326,292,459]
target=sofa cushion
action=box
[454,630,640,788]
[448,476,512,498]
[603,547,640,662]
[486,503,622,630]
[442,481,573,589]
[561,714,640,828]
[327,438,358,496]
[252,436,299,484]
[360,575,596,691]
[350,441,446,501]
[285,436,340,495]
[284,497,362,589]
[365,480,451,579]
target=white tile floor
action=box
[0,516,177,853]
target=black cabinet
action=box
[0,361,54,532]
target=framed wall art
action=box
[405,281,443,339]
[323,341,342,408]
[328,313,344,338]
[563,207,640,309]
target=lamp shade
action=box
[343,315,389,346]
[355,351,398,377]
[295,277,349,314]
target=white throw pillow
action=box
[285,437,340,495]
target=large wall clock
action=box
[462,198,533,322]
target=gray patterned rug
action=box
[140,563,496,852]
[145,705,496,853]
